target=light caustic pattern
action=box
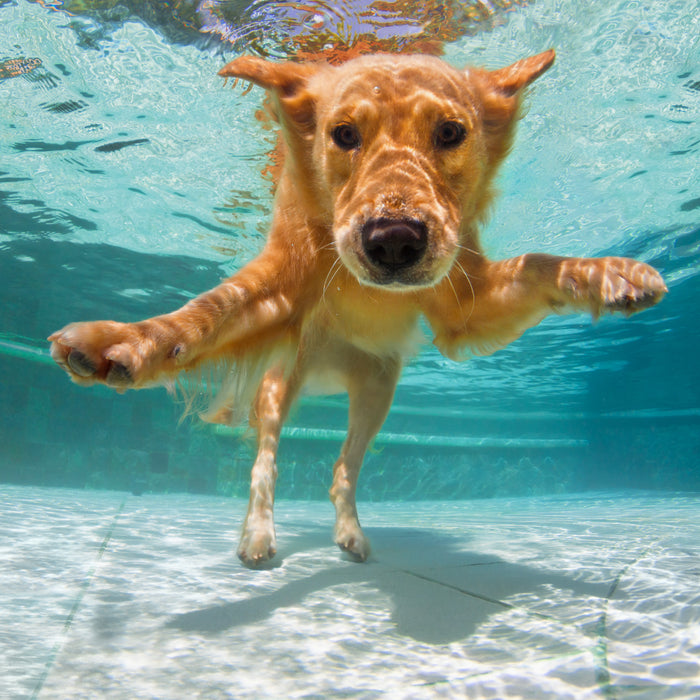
[2,488,698,699]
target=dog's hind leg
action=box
[330,354,401,562]
[238,365,299,566]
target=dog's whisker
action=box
[456,243,481,257]
[326,261,343,300]
[454,259,477,325]
[322,256,343,303]
[445,270,463,317]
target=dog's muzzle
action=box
[361,218,428,274]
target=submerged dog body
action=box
[49,51,666,565]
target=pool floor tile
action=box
[1,486,698,699]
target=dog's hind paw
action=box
[237,528,277,567]
[334,521,371,562]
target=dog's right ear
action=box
[219,56,320,131]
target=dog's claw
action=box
[238,546,276,568]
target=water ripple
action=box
[26,0,532,57]
[200,0,533,57]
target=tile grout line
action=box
[398,567,515,611]
[397,565,610,645]
[400,558,654,692]
[397,566,603,692]
[30,498,127,700]
[592,538,665,700]
[398,566,580,628]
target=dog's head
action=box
[220,51,554,289]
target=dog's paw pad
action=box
[66,349,97,377]
[48,321,150,387]
[105,360,133,386]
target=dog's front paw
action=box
[334,518,371,562]
[238,524,277,567]
[561,257,667,318]
[48,320,175,389]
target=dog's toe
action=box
[599,260,667,316]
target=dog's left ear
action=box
[219,56,320,131]
[487,49,555,97]
[477,49,555,133]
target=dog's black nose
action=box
[361,218,428,271]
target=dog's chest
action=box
[309,282,425,360]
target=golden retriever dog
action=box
[49,50,667,565]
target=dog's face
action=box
[311,56,483,289]
[220,51,554,289]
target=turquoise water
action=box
[2,3,700,699]
[1,0,699,499]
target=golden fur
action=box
[49,51,666,565]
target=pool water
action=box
[1,0,698,697]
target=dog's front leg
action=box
[48,250,299,389]
[428,253,667,358]
[330,354,401,561]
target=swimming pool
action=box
[1,0,698,697]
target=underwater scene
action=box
[1,0,699,698]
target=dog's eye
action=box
[434,121,467,149]
[331,123,361,150]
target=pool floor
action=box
[2,486,699,699]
